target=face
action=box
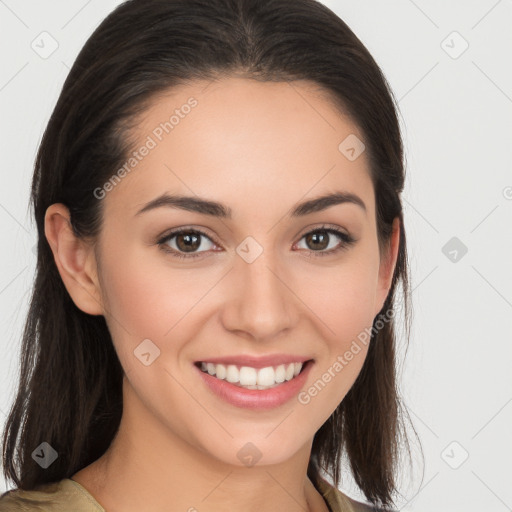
[80,77,396,467]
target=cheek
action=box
[293,250,379,408]
[97,244,223,372]
[97,245,187,361]
[298,249,380,345]
[101,255,171,331]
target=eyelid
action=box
[157,225,220,246]
[296,222,351,239]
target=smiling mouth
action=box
[194,359,313,390]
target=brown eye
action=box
[157,228,216,259]
[295,226,356,257]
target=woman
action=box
[0,0,415,510]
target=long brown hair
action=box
[2,0,418,508]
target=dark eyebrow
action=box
[135,191,366,218]
[290,191,366,216]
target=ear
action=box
[44,203,104,316]
[374,216,401,316]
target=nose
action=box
[220,251,300,342]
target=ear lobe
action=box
[375,217,401,316]
[44,203,104,316]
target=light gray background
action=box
[1,1,511,510]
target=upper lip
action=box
[195,354,313,369]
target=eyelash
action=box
[156,224,356,260]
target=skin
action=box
[45,76,400,512]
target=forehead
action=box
[103,76,375,224]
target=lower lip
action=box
[194,360,314,410]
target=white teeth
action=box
[275,364,286,383]
[257,366,275,387]
[239,366,257,386]
[199,361,305,388]
[216,364,227,380]
[226,365,239,383]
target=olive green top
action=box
[0,475,383,511]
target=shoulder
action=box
[314,475,397,512]
[0,478,104,511]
